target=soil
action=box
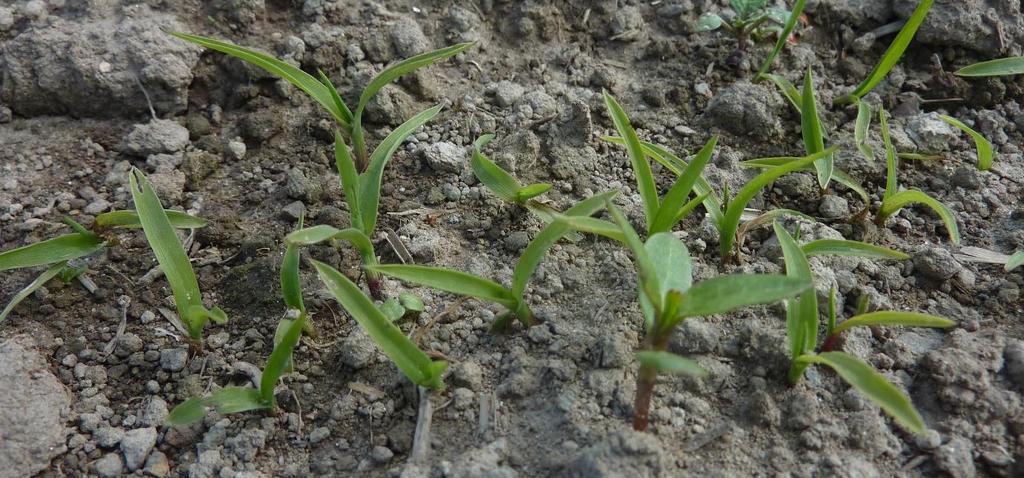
[2,1,1024,477]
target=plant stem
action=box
[410,386,433,463]
[632,334,668,431]
[787,361,809,385]
[819,333,841,352]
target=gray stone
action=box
[121,119,190,157]
[148,169,186,205]
[818,195,849,219]
[704,80,784,140]
[914,247,963,281]
[370,445,393,464]
[563,430,665,477]
[609,6,645,41]
[160,347,189,372]
[905,113,957,152]
[951,165,982,190]
[188,449,223,478]
[226,140,247,161]
[489,81,525,108]
[1,8,199,117]
[340,327,377,369]
[308,427,330,444]
[451,361,484,390]
[597,334,633,368]
[93,426,125,448]
[390,17,431,57]
[137,397,169,427]
[669,320,720,355]
[0,338,71,478]
[1004,340,1024,388]
[121,426,157,471]
[144,451,170,477]
[934,437,976,478]
[895,0,1023,54]
[281,201,306,221]
[423,142,466,173]
[92,452,124,478]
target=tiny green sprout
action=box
[836,0,934,104]
[130,168,226,341]
[937,115,994,170]
[800,69,833,190]
[381,292,425,322]
[571,204,810,431]
[763,73,802,112]
[696,0,792,54]
[602,91,717,235]
[169,32,472,170]
[755,0,807,79]
[954,56,1024,77]
[168,312,306,425]
[1006,251,1024,272]
[775,222,950,435]
[471,134,552,207]
[371,190,619,331]
[854,100,874,163]
[312,260,447,390]
[875,108,960,244]
[284,222,380,298]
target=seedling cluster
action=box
[2,5,1018,459]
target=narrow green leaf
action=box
[756,0,807,78]
[854,100,874,162]
[831,311,955,336]
[880,107,898,199]
[0,233,104,272]
[360,105,443,233]
[739,158,870,206]
[281,242,304,313]
[878,190,960,245]
[354,42,473,119]
[551,215,627,243]
[312,260,446,389]
[205,387,266,414]
[369,264,517,309]
[167,397,206,426]
[284,225,375,263]
[1007,251,1024,272]
[774,222,818,358]
[603,91,659,232]
[763,73,802,113]
[801,69,832,189]
[650,137,716,234]
[130,168,213,339]
[0,261,66,323]
[645,233,693,303]
[954,56,1024,77]
[720,148,835,258]
[470,133,521,203]
[94,210,207,229]
[837,0,934,104]
[334,132,363,230]
[676,274,810,319]
[169,32,351,127]
[937,115,994,170]
[801,239,909,260]
[261,314,306,404]
[898,153,944,161]
[636,350,707,376]
[798,352,926,434]
[316,69,354,124]
[607,204,662,315]
[516,183,552,202]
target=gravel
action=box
[121,426,157,471]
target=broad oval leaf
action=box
[0,233,104,272]
[676,274,811,319]
[695,12,724,32]
[801,69,832,190]
[877,190,960,245]
[636,350,707,376]
[0,261,66,323]
[937,115,994,170]
[801,239,909,260]
[313,260,446,389]
[603,91,659,232]
[831,311,955,336]
[167,397,207,426]
[645,233,693,301]
[799,351,926,434]
[369,264,517,309]
[94,210,207,229]
[955,56,1024,77]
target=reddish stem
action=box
[820,334,841,352]
[633,364,658,431]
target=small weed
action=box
[800,69,833,190]
[471,134,552,207]
[937,115,994,170]
[755,0,807,78]
[955,56,1024,77]
[696,0,792,61]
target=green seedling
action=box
[471,134,552,207]
[875,109,960,244]
[800,69,833,189]
[854,100,874,162]
[170,32,471,170]
[0,209,207,323]
[130,168,226,341]
[740,156,870,210]
[371,190,619,330]
[381,292,425,322]
[955,56,1024,77]
[168,313,306,425]
[937,115,993,170]
[602,92,716,235]
[284,220,380,297]
[313,260,447,390]
[568,204,811,431]
[764,73,801,112]
[696,0,792,53]
[836,0,934,104]
[775,222,951,435]
[1007,251,1024,272]
[755,0,807,78]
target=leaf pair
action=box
[170,32,471,167]
[602,92,716,235]
[168,313,307,425]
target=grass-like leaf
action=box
[877,190,960,245]
[369,264,518,311]
[607,203,663,315]
[798,351,926,434]
[801,70,832,189]
[719,148,835,260]
[313,260,446,389]
[649,137,717,234]
[937,115,993,170]
[955,56,1024,77]
[835,0,934,104]
[636,351,707,376]
[880,107,898,199]
[739,158,870,207]
[334,132,364,230]
[516,183,552,202]
[764,73,802,113]
[170,32,352,127]
[130,168,224,340]
[854,100,874,162]
[281,236,305,315]
[1007,251,1024,272]
[0,233,104,272]
[261,313,306,404]
[0,261,66,323]
[801,239,909,260]
[756,0,807,78]
[774,223,817,363]
[831,311,954,336]
[675,274,810,319]
[603,91,659,232]
[167,397,206,426]
[205,387,266,414]
[284,225,375,266]
[549,215,627,243]
[471,133,521,203]
[94,210,207,229]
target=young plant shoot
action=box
[800,69,833,190]
[937,115,994,170]
[470,134,552,208]
[954,56,1024,77]
[875,109,960,244]
[130,168,226,341]
[170,32,471,170]
[755,0,807,78]
[696,0,793,55]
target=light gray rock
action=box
[160,347,188,372]
[914,247,963,281]
[0,338,71,478]
[934,437,976,478]
[894,0,1023,54]
[390,17,431,57]
[121,427,157,471]
[121,119,190,157]
[704,80,785,140]
[818,195,849,219]
[340,327,377,369]
[488,81,526,108]
[137,397,169,428]
[563,430,665,477]
[905,113,957,152]
[93,426,125,448]
[423,142,466,173]
[92,452,124,478]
